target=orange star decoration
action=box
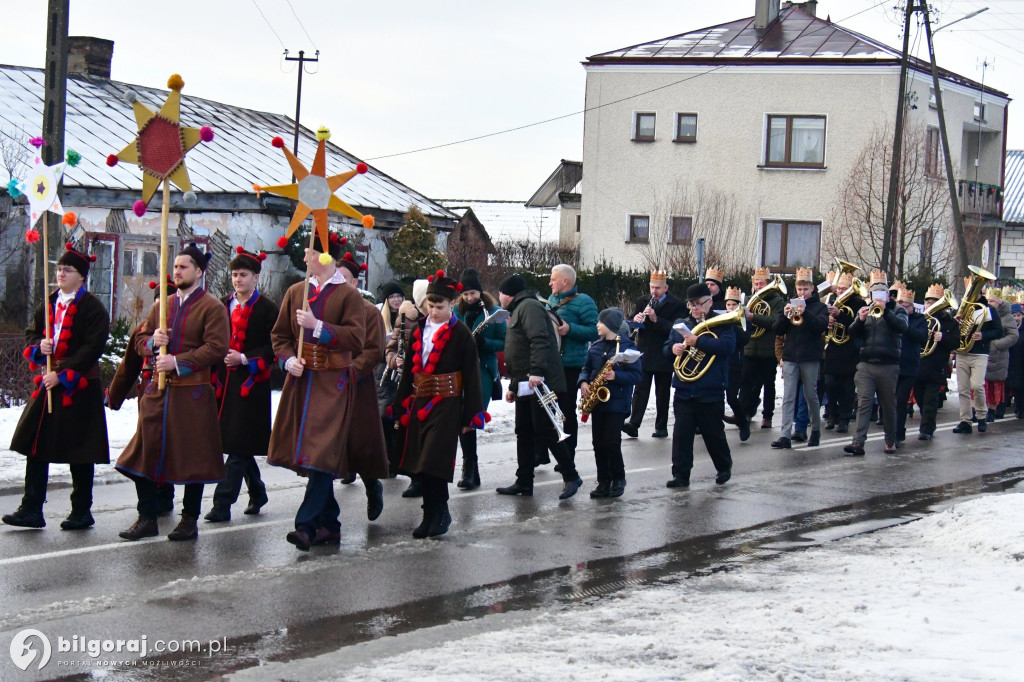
[254,127,375,265]
[107,74,214,215]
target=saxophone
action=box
[579,341,618,423]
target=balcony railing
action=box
[958,181,1003,218]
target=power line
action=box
[249,0,286,51]
[285,0,319,52]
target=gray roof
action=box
[1005,150,1024,226]
[438,200,560,243]
[0,64,455,222]
[525,160,582,209]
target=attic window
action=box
[974,101,986,122]
[674,113,698,143]
[633,113,656,142]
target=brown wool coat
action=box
[267,278,366,477]
[116,289,230,484]
[343,298,390,478]
[395,316,483,482]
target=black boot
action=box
[457,456,480,489]
[366,479,384,521]
[412,503,434,539]
[244,488,268,515]
[427,502,452,537]
[2,507,45,529]
[204,506,231,523]
[167,514,199,541]
[402,479,423,498]
[60,511,95,530]
[986,408,995,423]
[119,516,158,541]
[608,479,626,497]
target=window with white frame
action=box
[974,101,986,122]
[628,215,650,243]
[633,112,656,142]
[674,113,697,142]
[761,220,821,272]
[765,115,826,168]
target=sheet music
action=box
[613,349,643,365]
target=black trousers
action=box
[516,392,577,484]
[418,473,450,506]
[895,374,917,441]
[22,459,94,514]
[726,362,746,423]
[824,372,856,424]
[591,410,626,483]
[135,479,203,520]
[671,397,732,479]
[913,379,942,436]
[383,415,398,475]
[739,356,777,420]
[211,454,266,509]
[535,367,580,462]
[628,370,673,431]
[458,428,477,463]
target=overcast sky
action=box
[6,0,1022,201]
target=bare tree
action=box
[825,121,955,280]
[0,127,31,267]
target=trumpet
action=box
[673,308,747,382]
[921,290,956,357]
[869,299,886,318]
[787,302,805,326]
[534,381,570,442]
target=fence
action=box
[0,334,34,407]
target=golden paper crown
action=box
[836,272,853,288]
[985,286,1003,299]
[925,283,945,300]
[825,270,836,284]
[753,266,771,280]
[724,286,742,302]
[795,267,814,283]
[889,279,906,292]
[897,288,915,304]
[650,269,667,284]
[869,270,888,287]
[704,266,724,283]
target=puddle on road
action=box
[61,467,1024,681]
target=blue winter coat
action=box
[664,311,736,401]
[546,287,599,369]
[577,334,642,415]
[455,300,506,409]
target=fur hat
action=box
[178,242,213,272]
[412,279,429,307]
[460,268,484,293]
[686,282,712,301]
[380,281,404,300]
[57,242,96,277]
[426,269,461,300]
[230,246,266,274]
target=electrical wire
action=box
[249,0,287,51]
[285,0,319,52]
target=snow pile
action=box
[263,493,1024,682]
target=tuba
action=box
[673,308,747,382]
[823,259,860,307]
[579,341,618,422]
[956,265,996,353]
[921,290,957,358]
[746,274,787,339]
[533,381,570,442]
[824,277,868,347]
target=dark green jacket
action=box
[744,289,785,359]
[546,287,599,369]
[455,301,506,408]
[504,290,566,392]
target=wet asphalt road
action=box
[1,408,1022,680]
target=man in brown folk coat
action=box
[268,232,366,551]
[116,243,230,541]
[394,271,484,538]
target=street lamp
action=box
[934,7,989,34]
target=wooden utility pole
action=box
[284,49,319,182]
[881,0,915,276]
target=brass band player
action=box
[952,275,1002,435]
[915,284,958,440]
[739,267,785,430]
[823,270,864,433]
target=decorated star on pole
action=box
[16,147,66,224]
[254,127,375,264]
[106,74,214,216]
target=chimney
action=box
[781,1,817,17]
[67,37,114,78]
[754,0,780,30]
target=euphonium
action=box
[824,277,868,347]
[956,265,996,353]
[920,290,956,358]
[746,274,787,339]
[579,341,618,422]
[673,308,747,382]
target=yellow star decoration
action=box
[254,127,375,262]
[112,74,211,206]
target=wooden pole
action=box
[42,211,53,413]
[158,180,170,389]
[297,227,317,358]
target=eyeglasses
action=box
[686,298,710,308]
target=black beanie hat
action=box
[380,281,404,300]
[229,246,266,274]
[499,273,526,297]
[460,268,484,293]
[598,307,625,332]
[57,242,96,278]
[178,242,213,272]
[686,282,712,301]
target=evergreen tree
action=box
[387,206,446,279]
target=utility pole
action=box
[284,49,319,182]
[881,0,915,276]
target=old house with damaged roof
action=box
[0,37,455,326]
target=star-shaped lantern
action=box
[16,152,66,224]
[107,74,214,216]
[254,127,375,265]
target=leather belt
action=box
[164,368,212,387]
[413,371,462,398]
[301,344,349,371]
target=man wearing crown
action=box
[952,283,1003,435]
[116,243,230,541]
[624,270,686,440]
[740,266,785,430]
[823,271,865,434]
[266,231,367,551]
[3,244,110,531]
[204,247,280,524]
[704,266,726,309]
[915,284,958,440]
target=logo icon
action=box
[10,629,51,671]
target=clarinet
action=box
[380,315,406,386]
[631,295,657,340]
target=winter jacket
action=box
[956,296,1003,357]
[546,287,599,370]
[774,291,829,363]
[744,289,785,359]
[664,310,736,401]
[918,310,958,384]
[730,323,749,371]
[504,290,566,392]
[898,312,930,377]
[1006,321,1024,389]
[629,292,687,373]
[848,301,908,365]
[823,295,864,374]
[985,300,1019,381]
[577,334,643,415]
[455,298,507,408]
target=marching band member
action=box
[4,244,109,531]
[894,288,929,444]
[771,268,828,449]
[723,287,750,441]
[387,279,428,496]
[665,283,735,488]
[952,285,1002,435]
[624,270,685,439]
[740,267,784,430]
[205,247,278,523]
[822,271,863,433]
[704,266,726,309]
[915,284,958,440]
